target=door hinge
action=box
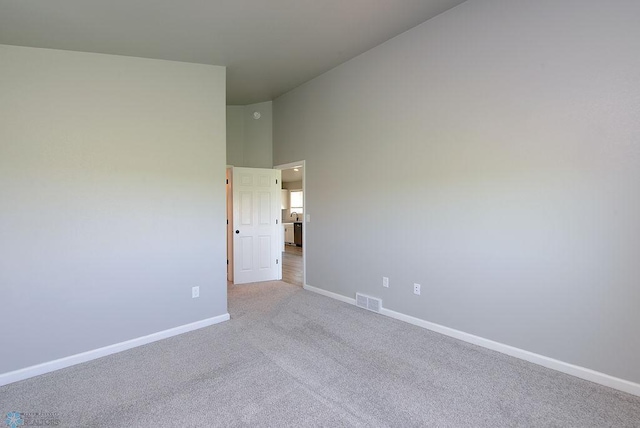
[276,179,278,184]
[226,179,229,184]
[226,219,229,225]
[276,219,278,224]
[276,259,279,264]
[227,259,229,265]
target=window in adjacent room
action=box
[290,190,303,215]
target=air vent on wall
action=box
[355,293,382,313]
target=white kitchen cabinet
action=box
[284,223,294,244]
[281,189,289,210]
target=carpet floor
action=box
[1,281,639,427]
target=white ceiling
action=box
[282,167,303,183]
[0,0,466,105]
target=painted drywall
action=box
[283,181,302,190]
[0,45,227,374]
[226,101,272,167]
[273,0,640,383]
[226,106,245,167]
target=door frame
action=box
[274,160,306,287]
[226,167,234,283]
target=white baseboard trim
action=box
[303,283,640,397]
[304,283,356,305]
[0,313,230,387]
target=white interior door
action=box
[232,167,282,284]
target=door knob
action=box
[235,230,240,234]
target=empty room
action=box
[1,0,639,426]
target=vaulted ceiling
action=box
[0,0,467,105]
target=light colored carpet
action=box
[1,281,639,427]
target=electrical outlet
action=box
[413,283,421,295]
[192,286,200,298]
[382,277,389,288]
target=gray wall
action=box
[283,181,302,190]
[226,101,272,167]
[273,0,640,383]
[226,106,245,167]
[0,45,228,374]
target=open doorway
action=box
[275,161,306,287]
